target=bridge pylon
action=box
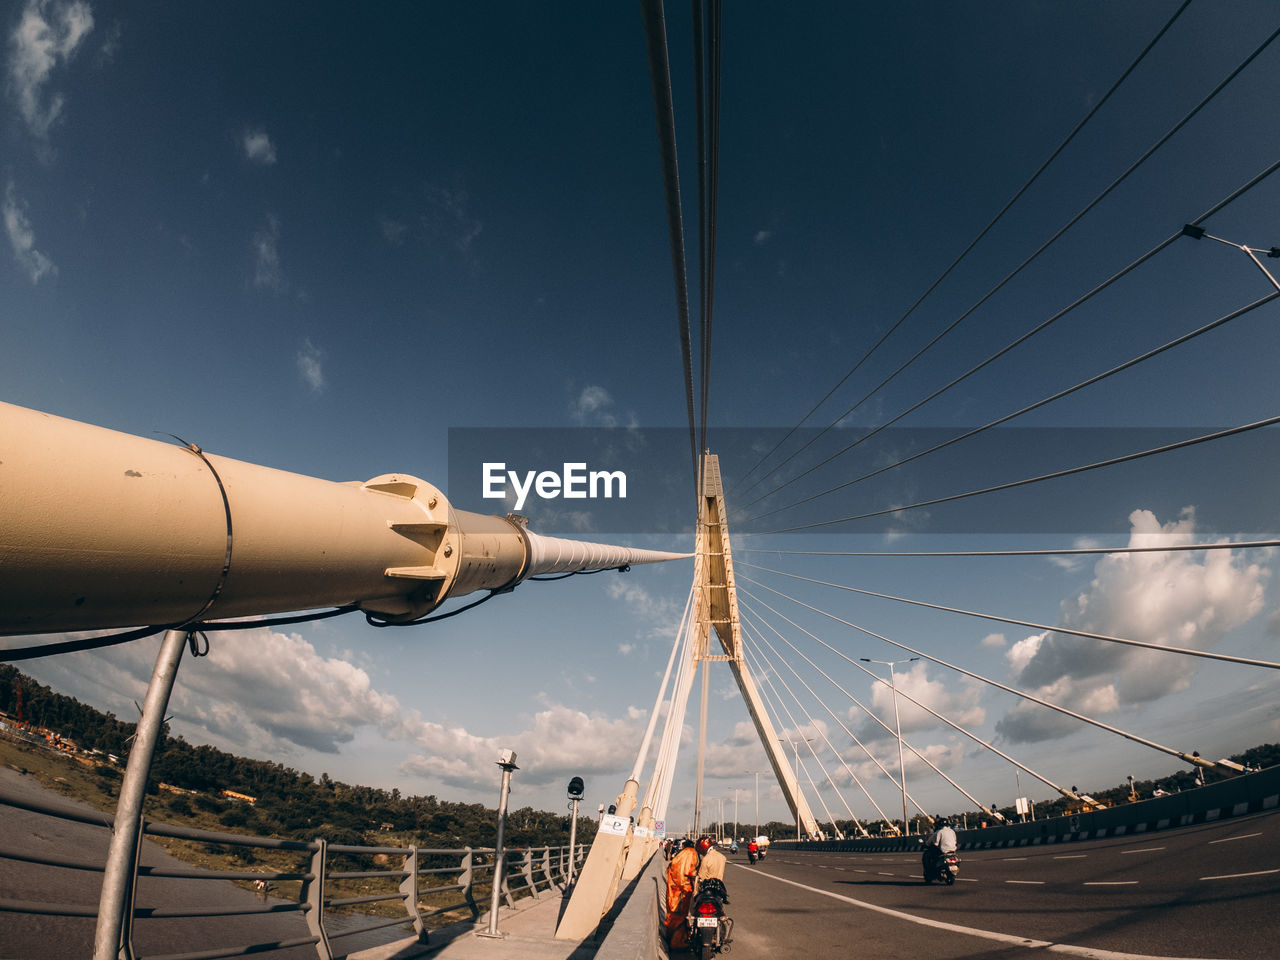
[694,453,821,840]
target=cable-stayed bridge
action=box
[3,1,1280,958]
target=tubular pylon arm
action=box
[698,453,821,838]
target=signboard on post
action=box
[653,819,666,838]
[597,813,630,837]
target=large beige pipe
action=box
[0,401,687,636]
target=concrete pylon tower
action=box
[696,453,820,839]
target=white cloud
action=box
[753,229,772,246]
[980,632,1006,649]
[15,627,409,758]
[996,508,1270,743]
[7,0,93,142]
[606,578,683,640]
[618,642,634,656]
[571,384,616,426]
[252,213,286,291]
[399,702,644,790]
[862,660,985,737]
[4,181,57,283]
[296,338,326,393]
[242,128,277,165]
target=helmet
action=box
[697,838,712,854]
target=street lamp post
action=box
[746,770,766,838]
[779,737,814,841]
[861,657,919,836]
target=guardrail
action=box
[0,780,586,959]
[773,765,1280,854]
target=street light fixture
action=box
[861,657,919,836]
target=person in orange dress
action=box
[664,839,700,948]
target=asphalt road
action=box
[0,765,412,960]
[713,811,1280,960]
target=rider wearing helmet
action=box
[922,816,958,874]
[696,836,727,884]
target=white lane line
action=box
[1054,854,1087,859]
[1208,831,1261,844]
[1083,881,1138,886]
[735,866,1222,959]
[1006,880,1045,885]
[1002,856,1028,861]
[1199,868,1280,881]
[1120,847,1164,855]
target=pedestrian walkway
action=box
[348,857,665,960]
[347,889,595,960]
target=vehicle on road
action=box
[923,848,959,885]
[687,876,732,959]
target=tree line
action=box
[0,664,596,850]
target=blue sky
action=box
[4,1,1279,831]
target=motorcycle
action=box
[687,877,733,959]
[746,846,757,865]
[923,847,959,885]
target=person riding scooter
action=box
[922,816,957,876]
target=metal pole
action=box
[480,751,518,939]
[94,629,190,960]
[566,797,579,885]
[862,657,917,836]
[755,771,759,836]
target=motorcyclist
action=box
[697,837,727,887]
[746,838,758,864]
[922,816,958,877]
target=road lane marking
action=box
[1083,881,1138,886]
[1006,880,1045,885]
[1002,856,1028,861]
[1054,855,1087,859]
[1208,832,1261,844]
[732,865,1220,959]
[1199,868,1280,881]
[1121,847,1164,854]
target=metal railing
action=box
[0,780,586,959]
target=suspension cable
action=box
[737,287,1280,525]
[744,586,1212,770]
[739,587,1079,801]
[733,539,1280,559]
[734,20,1280,505]
[641,0,698,490]
[742,601,998,820]
[728,0,1196,499]
[739,567,1280,671]
[753,416,1280,535]
[740,631,873,836]
[739,620,891,832]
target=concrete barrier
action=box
[774,766,1280,854]
[594,854,663,960]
